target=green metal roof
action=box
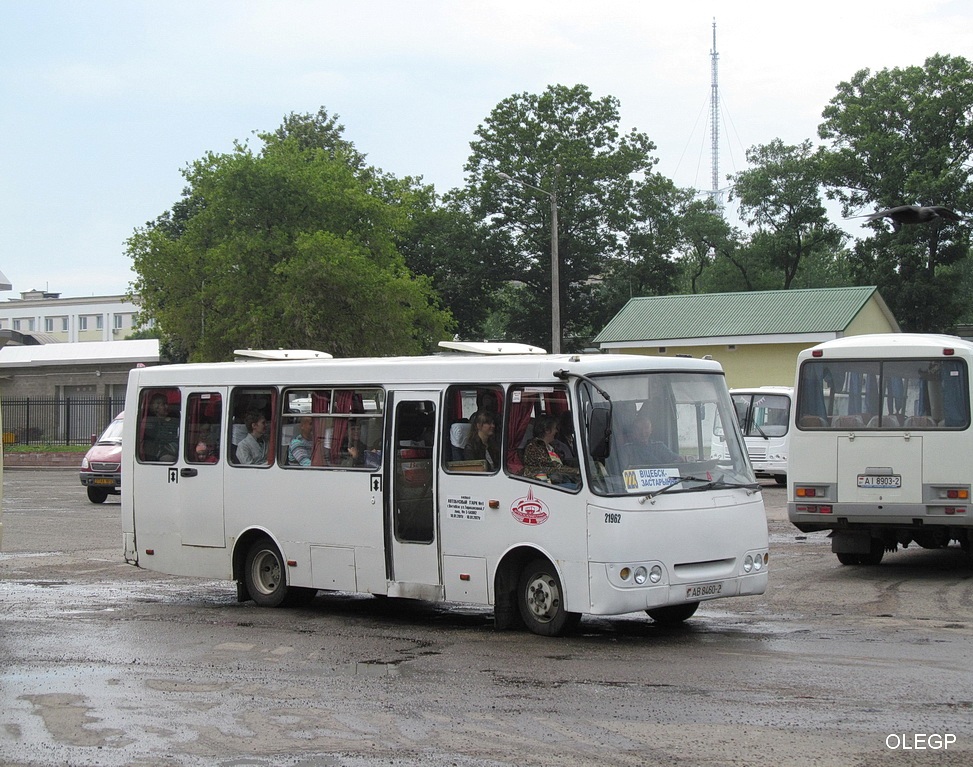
[595,287,893,344]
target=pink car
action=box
[79,412,124,503]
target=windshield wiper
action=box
[646,474,714,499]
[643,473,761,502]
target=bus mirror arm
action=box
[554,369,613,460]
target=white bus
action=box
[726,387,793,486]
[789,334,973,565]
[121,343,769,636]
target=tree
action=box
[818,54,973,331]
[729,139,847,290]
[462,84,668,350]
[127,110,453,360]
[395,188,513,341]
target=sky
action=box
[2,0,972,299]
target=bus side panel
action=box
[222,468,387,594]
[437,471,590,609]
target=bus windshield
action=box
[580,372,754,496]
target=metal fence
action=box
[2,397,125,446]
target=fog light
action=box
[634,566,648,585]
[744,554,753,573]
[649,565,663,583]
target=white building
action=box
[0,289,145,343]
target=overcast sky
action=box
[2,0,971,299]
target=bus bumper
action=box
[585,557,768,616]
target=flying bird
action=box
[848,205,964,232]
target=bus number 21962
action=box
[605,513,621,524]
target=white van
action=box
[716,387,792,486]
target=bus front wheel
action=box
[244,539,288,607]
[517,559,581,637]
[647,602,699,625]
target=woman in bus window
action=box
[465,410,500,470]
[523,415,580,487]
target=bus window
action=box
[505,384,573,487]
[186,392,222,464]
[229,387,276,466]
[796,358,969,429]
[281,387,384,467]
[394,400,435,543]
[136,387,181,464]
[442,384,502,473]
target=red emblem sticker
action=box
[511,487,550,525]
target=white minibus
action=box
[789,334,973,565]
[122,343,768,635]
[726,387,792,486]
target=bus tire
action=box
[86,486,109,504]
[859,539,885,565]
[836,552,861,566]
[244,539,288,607]
[646,602,699,625]
[774,475,787,486]
[517,558,581,637]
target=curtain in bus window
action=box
[308,391,329,465]
[847,372,863,414]
[328,391,361,464]
[917,379,930,417]
[506,393,535,474]
[798,364,828,421]
[865,373,881,415]
[886,376,906,416]
[942,360,968,427]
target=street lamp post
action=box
[498,169,561,354]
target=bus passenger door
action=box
[177,388,227,548]
[387,393,442,598]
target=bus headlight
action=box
[744,554,753,573]
[649,565,663,583]
[633,566,648,584]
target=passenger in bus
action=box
[623,414,684,465]
[143,393,179,462]
[553,410,578,467]
[340,419,368,467]
[236,411,269,465]
[465,410,500,470]
[523,415,580,487]
[193,423,218,463]
[470,390,500,424]
[287,416,315,466]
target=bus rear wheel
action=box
[517,558,581,637]
[244,539,288,607]
[646,602,699,625]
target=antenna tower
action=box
[710,18,721,205]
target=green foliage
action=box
[819,54,973,331]
[729,140,848,290]
[395,190,511,341]
[463,84,675,350]
[128,109,453,360]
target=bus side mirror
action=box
[588,408,611,460]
